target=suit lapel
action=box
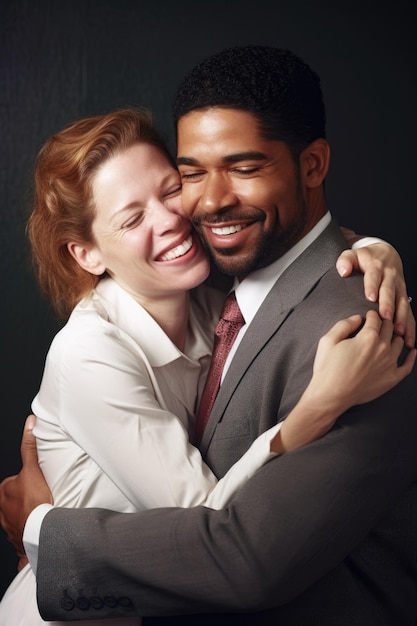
[200,219,347,453]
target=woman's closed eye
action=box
[122,212,144,229]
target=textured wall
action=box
[1,0,415,597]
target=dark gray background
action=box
[1,0,415,597]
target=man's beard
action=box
[195,198,309,278]
[208,233,283,277]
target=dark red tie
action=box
[194,291,245,444]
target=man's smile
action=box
[210,224,247,235]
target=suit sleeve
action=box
[36,366,417,621]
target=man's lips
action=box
[192,212,262,247]
[194,213,261,236]
[157,234,193,261]
[198,222,255,250]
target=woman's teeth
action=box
[159,235,193,261]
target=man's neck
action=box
[235,211,332,287]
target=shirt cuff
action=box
[23,503,54,575]
[352,236,392,249]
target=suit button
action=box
[76,596,90,610]
[118,596,133,610]
[60,594,75,611]
[104,595,117,608]
[90,595,104,610]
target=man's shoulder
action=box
[314,267,375,314]
[289,267,377,341]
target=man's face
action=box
[176,108,312,277]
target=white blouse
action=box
[32,277,279,514]
[1,278,280,626]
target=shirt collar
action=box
[91,278,212,368]
[234,212,331,326]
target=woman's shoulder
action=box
[44,287,127,364]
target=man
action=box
[1,45,416,624]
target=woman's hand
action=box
[0,415,52,571]
[309,310,415,406]
[271,310,416,454]
[336,234,415,348]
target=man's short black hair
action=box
[173,44,326,157]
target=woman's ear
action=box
[300,138,330,188]
[67,242,106,276]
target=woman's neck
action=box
[135,291,190,352]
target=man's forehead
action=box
[176,109,268,160]
[177,107,257,130]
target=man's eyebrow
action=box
[176,156,198,166]
[223,152,266,163]
[176,152,267,166]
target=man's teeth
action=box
[211,224,245,235]
[160,235,193,261]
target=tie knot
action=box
[221,291,245,325]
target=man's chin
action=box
[211,251,258,278]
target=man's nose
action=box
[199,172,237,214]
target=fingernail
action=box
[395,324,404,336]
[25,415,35,431]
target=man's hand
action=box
[0,415,52,571]
[336,238,415,348]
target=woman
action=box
[0,108,413,626]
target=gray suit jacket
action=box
[37,220,417,624]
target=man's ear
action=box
[300,138,330,188]
[67,242,105,276]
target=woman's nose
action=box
[152,201,184,235]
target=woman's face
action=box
[87,143,210,301]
